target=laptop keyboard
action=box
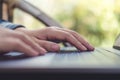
[51,47,120,65]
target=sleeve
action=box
[0,20,25,30]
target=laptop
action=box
[0,34,120,80]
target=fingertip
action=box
[90,47,95,51]
[39,48,47,55]
[84,42,94,51]
[87,44,95,51]
[78,44,87,51]
[52,44,60,51]
[29,50,39,57]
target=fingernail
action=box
[40,49,47,54]
[91,46,95,50]
[52,45,59,51]
[82,46,87,51]
[88,44,95,51]
[31,51,39,56]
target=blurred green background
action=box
[14,0,120,47]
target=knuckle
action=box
[47,27,58,31]
[16,33,23,37]
[44,27,51,32]
[71,30,78,36]
[17,33,27,39]
[72,31,78,35]
[48,27,55,31]
[65,32,71,37]
[64,33,72,40]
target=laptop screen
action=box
[113,34,120,50]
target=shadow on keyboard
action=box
[0,52,29,61]
[0,47,93,61]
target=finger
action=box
[15,33,47,54]
[13,39,40,56]
[47,29,87,51]
[63,32,87,51]
[56,28,94,51]
[35,39,60,52]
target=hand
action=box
[15,27,94,52]
[0,27,47,56]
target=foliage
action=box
[14,0,120,47]
[54,0,120,47]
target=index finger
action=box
[57,28,94,51]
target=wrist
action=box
[14,27,35,37]
[14,27,30,34]
[15,27,26,31]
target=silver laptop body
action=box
[0,34,120,78]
